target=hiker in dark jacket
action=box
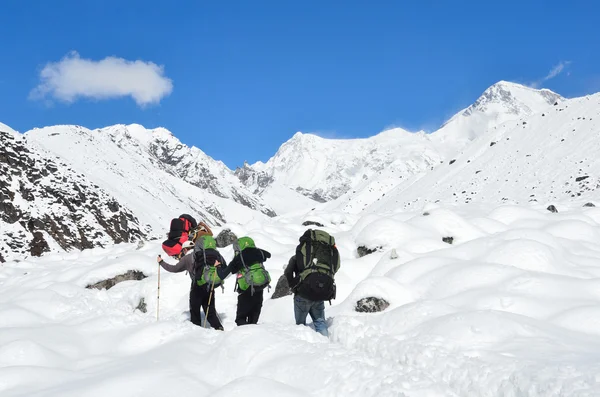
[284,254,328,336]
[157,236,228,330]
[284,229,340,337]
[223,236,272,326]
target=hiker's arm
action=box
[284,256,298,286]
[214,254,229,279]
[223,255,241,276]
[157,254,188,273]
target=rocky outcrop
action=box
[357,246,379,257]
[442,237,454,245]
[355,297,390,313]
[271,274,293,299]
[0,129,148,261]
[86,270,147,290]
[234,162,275,194]
[136,297,147,313]
[215,228,238,248]
[547,205,558,213]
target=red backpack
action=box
[161,214,198,258]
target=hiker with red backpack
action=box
[222,236,272,326]
[157,234,228,330]
[284,229,340,337]
[161,213,213,260]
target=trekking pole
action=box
[203,266,218,328]
[157,260,161,321]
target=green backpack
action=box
[193,235,224,288]
[295,229,340,302]
[233,237,271,295]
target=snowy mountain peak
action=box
[431,80,564,152]
[462,80,563,118]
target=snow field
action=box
[2,204,600,395]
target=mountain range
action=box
[1,80,598,261]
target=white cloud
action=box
[543,61,571,81]
[30,51,173,107]
[530,61,571,88]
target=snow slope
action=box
[2,203,600,396]
[24,124,275,235]
[365,92,600,212]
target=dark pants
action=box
[235,289,264,326]
[189,283,223,330]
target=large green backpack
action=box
[193,235,224,288]
[233,237,271,295]
[295,229,340,301]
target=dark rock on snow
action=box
[215,228,238,247]
[136,297,147,313]
[86,270,147,290]
[547,205,558,213]
[442,236,454,244]
[357,246,379,257]
[583,202,596,207]
[355,297,390,313]
[302,220,325,227]
[271,274,293,299]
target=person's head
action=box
[181,240,194,255]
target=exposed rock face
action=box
[234,162,275,194]
[271,274,293,299]
[0,128,147,262]
[584,202,596,207]
[547,205,559,213]
[215,229,238,248]
[355,297,390,313]
[86,270,147,290]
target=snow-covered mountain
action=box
[239,81,565,203]
[431,80,564,155]
[0,124,147,262]
[363,92,600,212]
[24,124,277,238]
[240,128,443,203]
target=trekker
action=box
[224,236,272,326]
[161,212,213,260]
[284,229,340,337]
[157,235,228,330]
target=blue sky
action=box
[1,0,598,169]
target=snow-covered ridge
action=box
[241,127,442,202]
[24,124,277,238]
[363,92,600,212]
[240,81,564,203]
[0,127,147,262]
